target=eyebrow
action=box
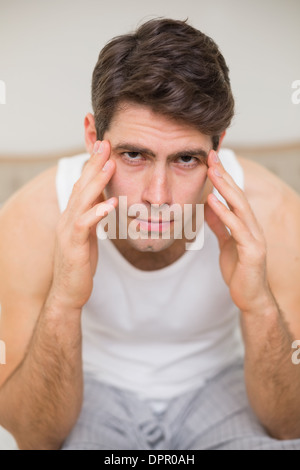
[112,142,209,160]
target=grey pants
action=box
[61,360,300,450]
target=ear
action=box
[217,131,226,151]
[84,113,97,154]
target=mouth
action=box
[135,219,174,233]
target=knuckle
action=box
[251,241,266,262]
[72,180,82,194]
[234,184,244,196]
[73,216,85,232]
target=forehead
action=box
[104,102,212,152]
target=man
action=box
[0,18,300,450]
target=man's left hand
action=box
[205,150,275,314]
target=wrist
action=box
[40,290,83,348]
[240,285,290,347]
[45,287,83,317]
[241,286,278,317]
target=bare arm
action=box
[0,142,118,449]
[205,151,300,440]
[240,162,300,440]
[241,294,299,440]
[0,296,83,450]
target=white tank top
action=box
[56,149,244,401]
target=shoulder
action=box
[0,164,61,385]
[237,155,300,227]
[0,164,60,298]
[0,163,60,238]
[237,156,300,335]
[237,154,300,261]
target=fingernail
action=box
[214,168,222,177]
[102,160,113,172]
[96,201,115,217]
[93,141,100,153]
[106,197,116,205]
[98,142,104,153]
[213,151,220,163]
[210,193,219,204]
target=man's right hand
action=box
[49,140,118,311]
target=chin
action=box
[126,236,175,253]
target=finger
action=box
[207,151,263,240]
[68,157,116,215]
[204,202,231,248]
[71,198,118,245]
[74,158,116,212]
[75,140,111,192]
[207,192,254,248]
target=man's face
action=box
[103,102,213,253]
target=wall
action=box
[0,0,299,157]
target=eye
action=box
[176,156,200,167]
[122,152,144,165]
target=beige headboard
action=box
[232,142,300,195]
[0,147,81,205]
[0,143,299,205]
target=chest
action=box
[84,227,238,341]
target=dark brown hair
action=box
[92,18,234,150]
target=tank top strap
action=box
[56,153,89,213]
[219,148,244,190]
[214,148,244,206]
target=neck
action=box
[110,237,188,271]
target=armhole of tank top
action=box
[221,148,244,190]
[231,151,244,191]
[55,154,89,214]
[213,149,244,206]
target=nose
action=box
[141,164,172,207]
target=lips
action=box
[135,218,174,233]
[139,219,174,223]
